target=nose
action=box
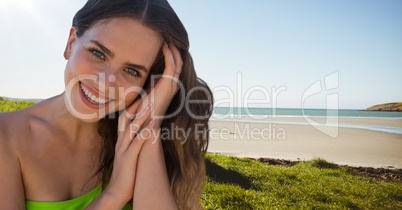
[94,69,116,95]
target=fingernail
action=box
[164,42,169,48]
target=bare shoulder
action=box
[0,97,54,140]
[0,110,33,148]
[0,111,27,208]
[0,99,61,207]
[0,108,38,170]
[0,97,64,157]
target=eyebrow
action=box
[90,40,149,73]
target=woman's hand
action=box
[132,42,184,126]
[103,102,155,207]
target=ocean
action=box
[212,107,402,135]
[213,107,402,118]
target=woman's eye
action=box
[124,68,140,77]
[89,48,105,60]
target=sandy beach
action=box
[208,116,402,169]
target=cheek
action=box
[64,50,95,85]
[64,61,77,88]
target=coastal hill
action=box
[366,102,402,112]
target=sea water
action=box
[212,107,402,135]
[213,107,402,118]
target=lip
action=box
[78,81,113,109]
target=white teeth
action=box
[80,82,109,105]
[90,95,97,102]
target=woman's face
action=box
[63,17,163,122]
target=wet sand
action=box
[208,117,402,168]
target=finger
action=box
[160,43,182,94]
[162,42,176,77]
[118,100,141,133]
[117,103,153,152]
[118,94,152,135]
[116,100,142,149]
[128,119,156,155]
[168,43,183,78]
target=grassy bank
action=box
[0,100,34,112]
[202,154,402,209]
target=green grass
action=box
[202,154,402,209]
[0,100,35,112]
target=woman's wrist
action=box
[133,128,178,209]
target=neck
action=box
[48,92,102,144]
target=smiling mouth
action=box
[79,82,111,105]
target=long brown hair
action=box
[73,0,213,209]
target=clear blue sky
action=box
[0,0,401,109]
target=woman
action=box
[0,0,213,209]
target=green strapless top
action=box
[25,184,132,210]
